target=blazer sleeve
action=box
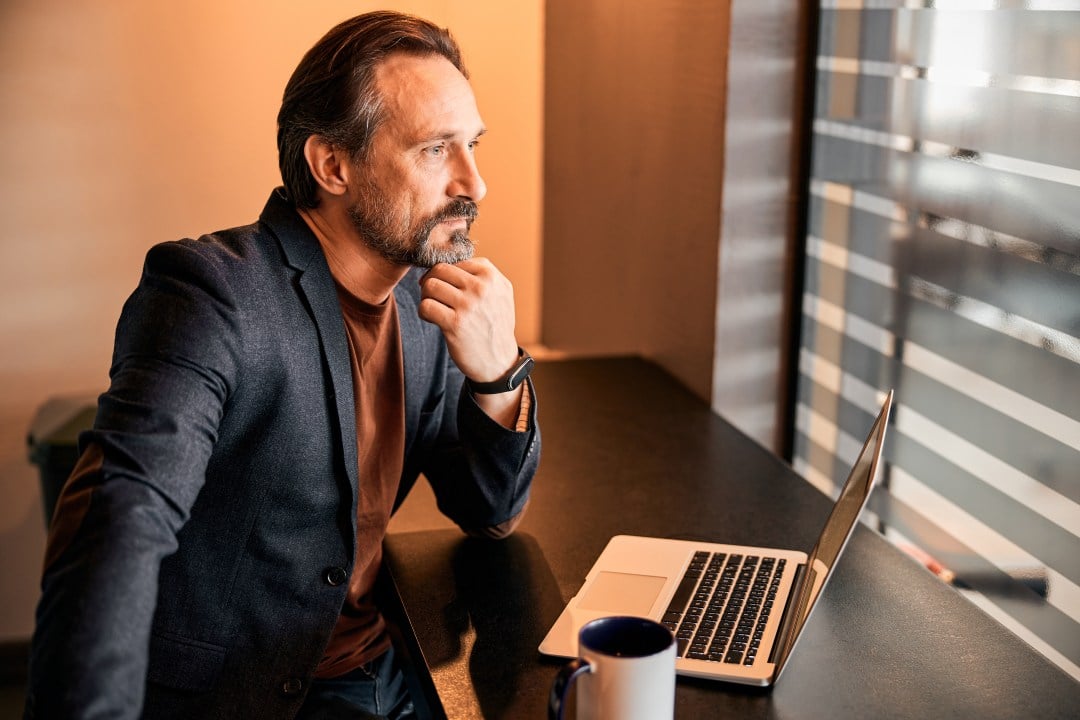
[422,352,540,535]
[26,239,241,719]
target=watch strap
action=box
[467,347,535,394]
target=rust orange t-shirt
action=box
[315,283,405,677]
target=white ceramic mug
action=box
[548,615,676,720]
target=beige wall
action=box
[542,0,802,454]
[0,0,542,640]
[542,0,730,402]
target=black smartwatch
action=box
[466,347,535,394]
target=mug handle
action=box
[548,658,592,720]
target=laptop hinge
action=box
[768,562,807,665]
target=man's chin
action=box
[412,234,475,267]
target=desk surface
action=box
[382,357,1079,719]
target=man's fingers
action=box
[420,274,464,309]
[417,256,517,381]
[423,258,496,285]
[417,296,455,329]
[421,258,503,309]
[446,257,494,276]
[422,261,471,289]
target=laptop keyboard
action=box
[661,551,786,666]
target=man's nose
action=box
[448,147,487,203]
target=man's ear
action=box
[303,135,351,197]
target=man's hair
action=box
[277,11,467,209]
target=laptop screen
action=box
[772,390,892,672]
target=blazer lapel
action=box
[394,277,423,459]
[260,191,359,516]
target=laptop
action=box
[539,390,893,687]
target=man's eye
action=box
[426,145,445,157]
[468,140,479,152]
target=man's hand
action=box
[419,259,523,425]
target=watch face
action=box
[508,355,535,389]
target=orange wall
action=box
[0,0,542,640]
[543,0,729,403]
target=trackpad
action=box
[578,571,667,616]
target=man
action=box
[25,11,539,719]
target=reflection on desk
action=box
[382,531,565,718]
[382,357,1080,720]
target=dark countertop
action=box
[382,356,1080,719]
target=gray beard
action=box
[348,194,478,268]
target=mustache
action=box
[431,199,478,224]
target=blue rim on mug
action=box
[579,616,675,658]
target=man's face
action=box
[348,53,487,268]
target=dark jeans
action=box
[296,646,416,720]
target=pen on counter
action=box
[897,542,955,585]
[895,542,1048,599]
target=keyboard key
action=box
[666,551,786,666]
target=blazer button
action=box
[325,566,348,586]
[281,677,304,696]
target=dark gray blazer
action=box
[26,189,539,719]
